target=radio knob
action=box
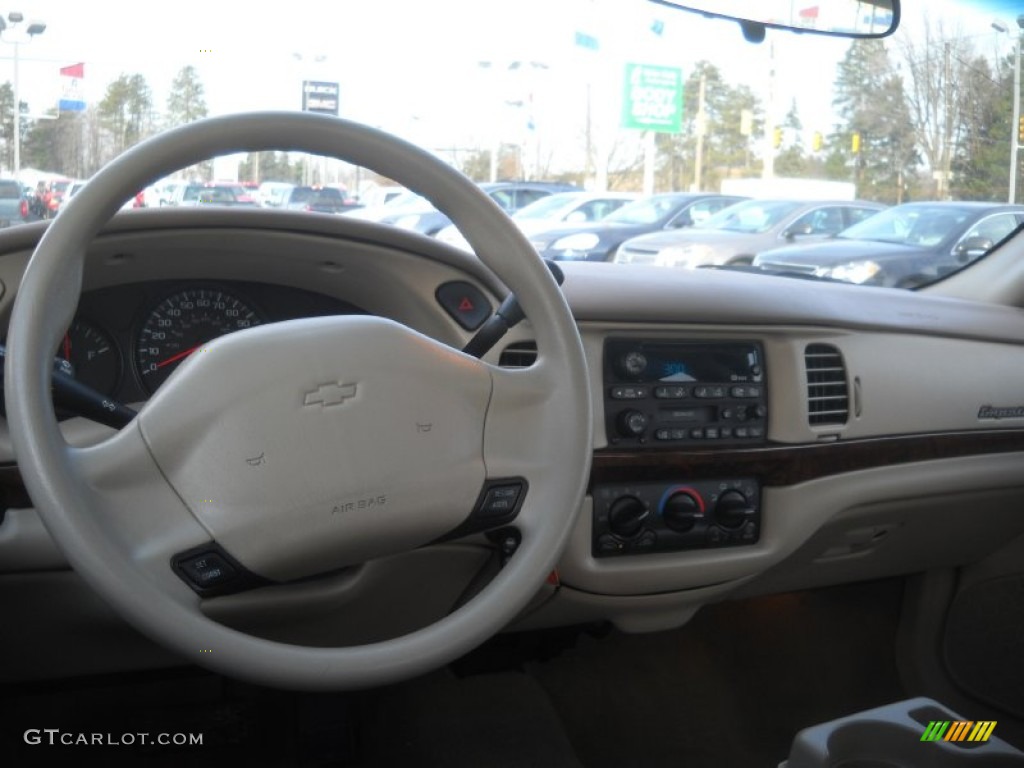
[617,350,648,378]
[616,409,648,438]
[662,489,704,532]
[608,496,649,538]
[715,489,754,529]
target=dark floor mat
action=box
[359,670,583,768]
[527,580,907,768]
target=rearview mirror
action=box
[649,0,899,39]
[954,236,993,261]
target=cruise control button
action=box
[179,552,237,588]
[478,483,523,517]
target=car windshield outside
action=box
[604,195,685,225]
[696,199,804,233]
[836,204,974,247]
[0,0,1014,286]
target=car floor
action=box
[0,577,986,767]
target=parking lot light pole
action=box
[996,18,1024,203]
[0,13,46,186]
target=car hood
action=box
[755,238,931,267]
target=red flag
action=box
[60,62,84,78]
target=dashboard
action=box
[2,207,1024,678]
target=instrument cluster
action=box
[63,279,366,405]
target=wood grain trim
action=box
[592,430,1024,487]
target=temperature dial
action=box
[662,489,704,532]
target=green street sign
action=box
[621,63,683,133]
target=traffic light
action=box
[773,127,783,149]
[851,132,861,154]
[812,131,823,152]
[1018,117,1024,144]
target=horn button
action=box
[139,315,492,582]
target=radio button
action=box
[748,426,764,438]
[655,428,671,440]
[705,427,719,439]
[689,428,704,439]
[654,385,688,399]
[694,385,726,399]
[734,427,749,438]
[611,386,648,400]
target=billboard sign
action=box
[621,64,683,133]
[302,81,339,116]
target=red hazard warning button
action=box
[436,281,492,331]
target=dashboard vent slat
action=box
[805,343,849,426]
[498,341,538,368]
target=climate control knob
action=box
[616,350,648,378]
[715,489,754,529]
[608,495,649,538]
[662,489,704,533]
[616,409,648,438]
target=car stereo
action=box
[603,339,767,447]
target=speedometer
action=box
[136,288,263,393]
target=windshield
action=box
[698,200,803,233]
[838,205,974,247]
[5,0,1005,288]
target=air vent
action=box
[498,341,538,368]
[805,344,849,426]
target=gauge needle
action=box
[155,345,201,369]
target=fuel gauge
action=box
[59,319,121,397]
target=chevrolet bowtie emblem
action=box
[303,382,358,407]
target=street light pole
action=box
[0,13,46,186]
[997,18,1024,203]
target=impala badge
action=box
[304,381,358,408]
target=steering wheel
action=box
[4,112,592,689]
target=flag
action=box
[59,62,85,112]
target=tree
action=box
[238,152,302,184]
[775,99,807,177]
[898,17,974,198]
[22,113,86,176]
[165,66,208,127]
[656,61,764,192]
[829,39,917,203]
[99,73,154,158]
[951,54,1011,201]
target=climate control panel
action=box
[592,478,760,557]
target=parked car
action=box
[363,181,581,236]
[0,179,33,226]
[533,192,746,262]
[283,185,361,214]
[167,182,259,207]
[751,202,1024,288]
[254,181,295,208]
[435,190,638,251]
[614,198,886,267]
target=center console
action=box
[595,338,768,558]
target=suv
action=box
[168,182,258,207]
[0,180,32,226]
[283,185,360,214]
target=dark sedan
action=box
[532,193,746,262]
[752,202,1024,288]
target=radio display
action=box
[614,342,763,383]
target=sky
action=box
[0,0,1003,178]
